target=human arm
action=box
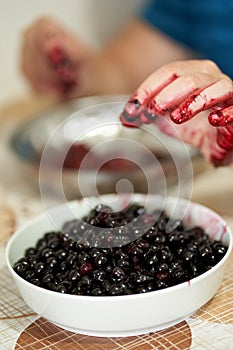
[21,17,194,99]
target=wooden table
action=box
[1,96,233,350]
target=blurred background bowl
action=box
[9,95,203,203]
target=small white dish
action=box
[6,194,232,337]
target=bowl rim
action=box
[6,194,233,301]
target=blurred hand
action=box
[21,17,92,98]
[120,60,233,166]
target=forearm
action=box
[76,51,132,98]
[76,19,195,98]
[22,17,195,99]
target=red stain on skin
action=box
[120,103,155,128]
[120,93,159,128]
[217,126,233,149]
[139,73,179,106]
[147,98,166,114]
[209,112,225,126]
[120,74,179,127]
[120,77,233,167]
[171,87,233,125]
[48,45,77,94]
[209,106,233,127]
[171,95,198,124]
[210,126,233,166]
[48,46,66,65]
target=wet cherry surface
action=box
[13,203,227,296]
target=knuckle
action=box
[36,16,52,26]
[217,78,233,91]
[202,59,221,73]
[220,74,233,85]
[185,73,202,90]
[159,64,174,77]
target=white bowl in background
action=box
[10,96,200,201]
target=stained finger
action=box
[119,66,179,127]
[171,79,233,124]
[208,105,233,127]
[135,60,223,104]
[120,60,225,128]
[151,72,217,113]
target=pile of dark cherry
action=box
[13,203,227,296]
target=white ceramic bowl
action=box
[6,194,232,337]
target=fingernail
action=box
[119,113,139,128]
[170,109,188,124]
[208,112,233,127]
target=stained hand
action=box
[120,60,233,166]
